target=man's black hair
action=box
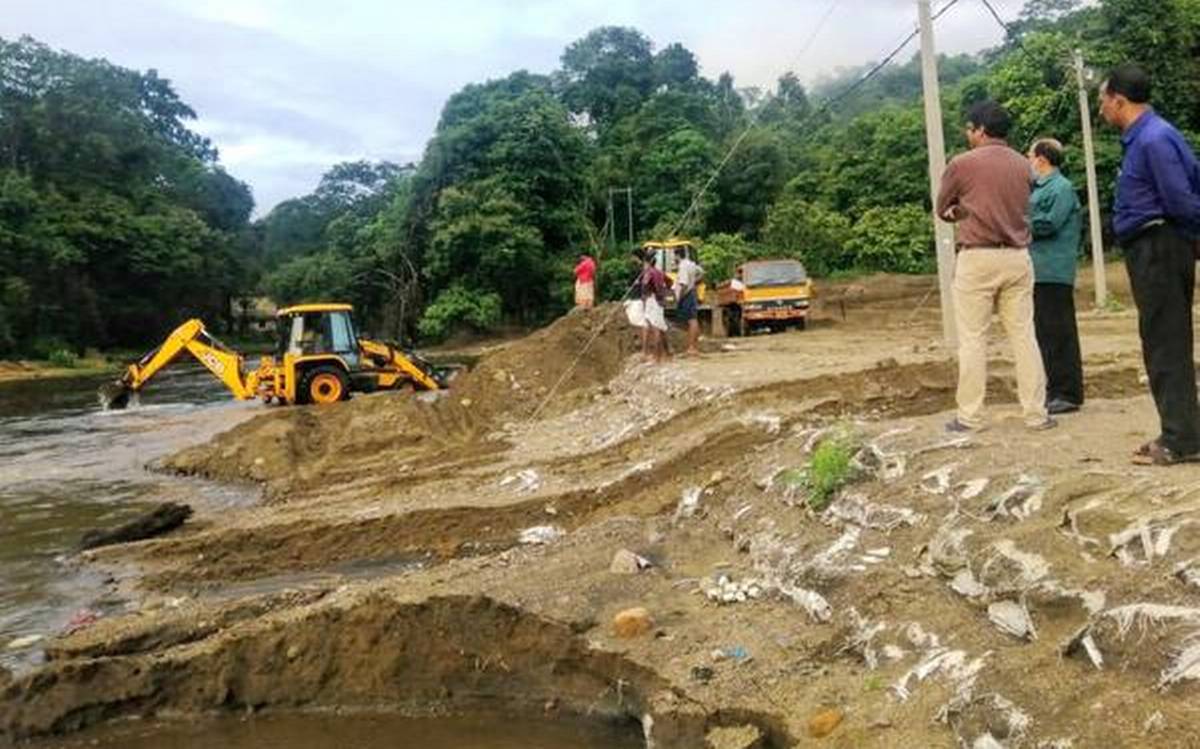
[630,247,645,263]
[1103,64,1152,104]
[674,246,689,258]
[1032,139,1065,168]
[966,100,1012,139]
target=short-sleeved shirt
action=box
[675,257,702,294]
[574,256,596,284]
[640,266,668,302]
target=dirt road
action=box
[6,264,1200,748]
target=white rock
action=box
[6,634,43,650]
[519,525,564,545]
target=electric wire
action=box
[527,0,967,423]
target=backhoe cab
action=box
[100,303,443,410]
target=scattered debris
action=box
[499,469,542,493]
[958,478,990,501]
[1063,627,1105,670]
[921,464,959,496]
[1161,632,1200,688]
[988,600,1037,641]
[824,493,924,532]
[893,624,988,704]
[1109,517,1197,567]
[840,609,898,670]
[918,520,975,577]
[610,549,652,575]
[942,693,1031,749]
[978,541,1051,593]
[985,475,1045,521]
[741,412,783,435]
[852,444,907,482]
[892,646,985,703]
[913,436,973,456]
[702,575,765,605]
[779,583,833,623]
[1143,710,1167,734]
[1173,558,1200,590]
[518,525,564,545]
[949,570,988,599]
[674,487,704,524]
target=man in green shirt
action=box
[1028,138,1084,414]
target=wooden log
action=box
[78,502,193,551]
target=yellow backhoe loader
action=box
[100,303,444,409]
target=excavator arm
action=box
[100,319,258,409]
[358,338,443,391]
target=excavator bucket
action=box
[98,379,133,410]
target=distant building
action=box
[232,297,278,335]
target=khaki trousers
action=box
[954,249,1048,428]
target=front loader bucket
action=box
[98,380,133,410]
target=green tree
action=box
[845,204,934,274]
[557,27,655,129]
[697,232,758,282]
[0,36,252,352]
[764,197,853,276]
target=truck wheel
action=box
[796,317,808,331]
[301,366,348,405]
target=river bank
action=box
[0,359,116,384]
[5,267,1199,748]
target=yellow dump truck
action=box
[715,259,813,336]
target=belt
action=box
[956,245,1026,252]
[1119,218,1170,245]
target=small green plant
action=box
[863,674,885,692]
[1101,296,1126,314]
[803,429,860,512]
[47,348,78,368]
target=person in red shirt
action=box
[574,254,597,309]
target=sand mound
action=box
[166,304,640,490]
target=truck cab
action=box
[715,259,813,336]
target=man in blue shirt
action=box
[1100,63,1200,465]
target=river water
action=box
[0,367,260,669]
[1,369,642,749]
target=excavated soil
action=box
[7,264,1200,748]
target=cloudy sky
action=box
[2,0,1014,214]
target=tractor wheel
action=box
[301,366,348,406]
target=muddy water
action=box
[0,367,260,670]
[2,370,643,749]
[44,712,643,749]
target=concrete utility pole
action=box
[917,0,958,348]
[608,187,634,249]
[1074,49,1108,308]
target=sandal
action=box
[1133,440,1157,458]
[1132,441,1200,466]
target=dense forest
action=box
[2,0,1199,354]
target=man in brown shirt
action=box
[937,100,1052,432]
